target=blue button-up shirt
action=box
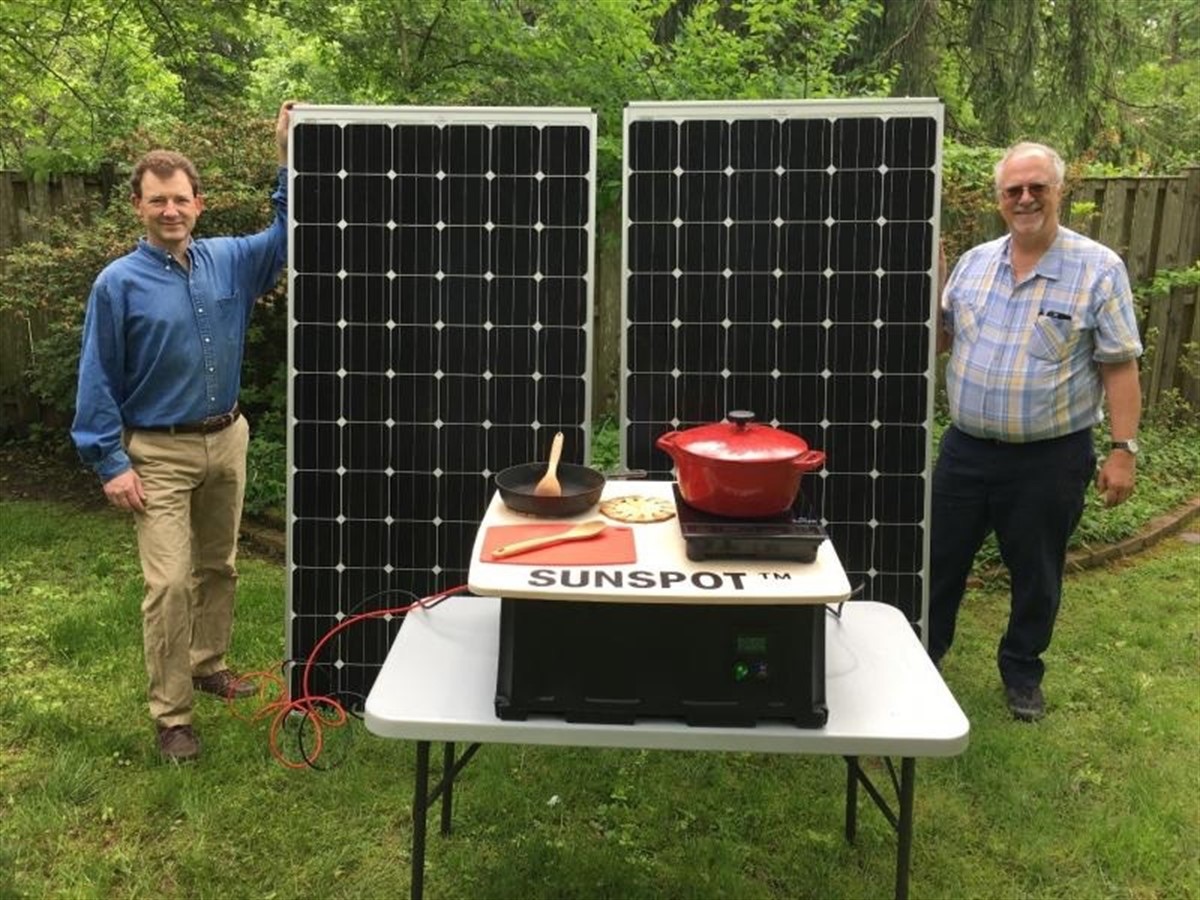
[941,226,1142,442]
[72,167,288,482]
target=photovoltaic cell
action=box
[621,100,942,625]
[288,107,596,703]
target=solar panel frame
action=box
[620,98,944,635]
[286,105,597,702]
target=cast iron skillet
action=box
[494,462,606,517]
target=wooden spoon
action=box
[533,431,565,497]
[491,519,608,559]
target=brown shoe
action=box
[193,669,256,700]
[157,724,200,762]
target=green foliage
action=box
[0,0,186,171]
[1077,419,1200,545]
[1069,199,1099,223]
[1095,1,1200,171]
[1133,262,1200,304]
[243,431,286,517]
[591,416,620,471]
[849,0,1200,168]
[940,139,1004,260]
[1145,387,1200,432]
[0,210,135,416]
[245,0,894,209]
[5,0,1199,175]
[647,0,890,101]
[0,0,275,171]
[129,1,267,109]
[954,0,1107,156]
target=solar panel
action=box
[621,100,943,627]
[287,106,597,703]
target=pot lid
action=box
[670,411,810,462]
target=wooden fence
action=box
[1065,168,1200,410]
[0,167,116,257]
[1,166,1197,433]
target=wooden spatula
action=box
[490,519,608,559]
[533,431,565,497]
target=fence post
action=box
[1171,167,1200,409]
[1126,179,1162,285]
[0,172,16,264]
[1096,179,1135,261]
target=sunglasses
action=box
[1000,182,1053,201]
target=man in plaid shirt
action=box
[929,141,1143,721]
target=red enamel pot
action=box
[655,410,825,519]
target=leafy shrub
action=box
[244,431,287,518]
[0,211,136,421]
[591,416,620,471]
[940,139,1004,259]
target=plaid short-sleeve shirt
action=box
[941,226,1142,443]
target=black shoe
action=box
[157,724,201,762]
[193,669,256,700]
[1005,684,1045,722]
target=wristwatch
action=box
[1110,438,1140,456]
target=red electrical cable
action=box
[221,584,468,768]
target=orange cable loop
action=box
[223,585,468,768]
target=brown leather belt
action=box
[137,405,241,436]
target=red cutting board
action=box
[481,524,636,565]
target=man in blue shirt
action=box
[931,142,1142,722]
[71,101,294,761]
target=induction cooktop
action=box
[673,485,827,563]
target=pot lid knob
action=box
[727,410,756,429]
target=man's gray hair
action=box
[993,142,1066,190]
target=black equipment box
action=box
[495,598,827,728]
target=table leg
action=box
[412,741,430,900]
[844,756,859,843]
[895,758,915,900]
[441,742,455,835]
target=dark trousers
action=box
[928,425,1095,689]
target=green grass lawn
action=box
[1,497,1198,898]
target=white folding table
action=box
[364,594,969,899]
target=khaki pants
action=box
[124,416,249,727]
